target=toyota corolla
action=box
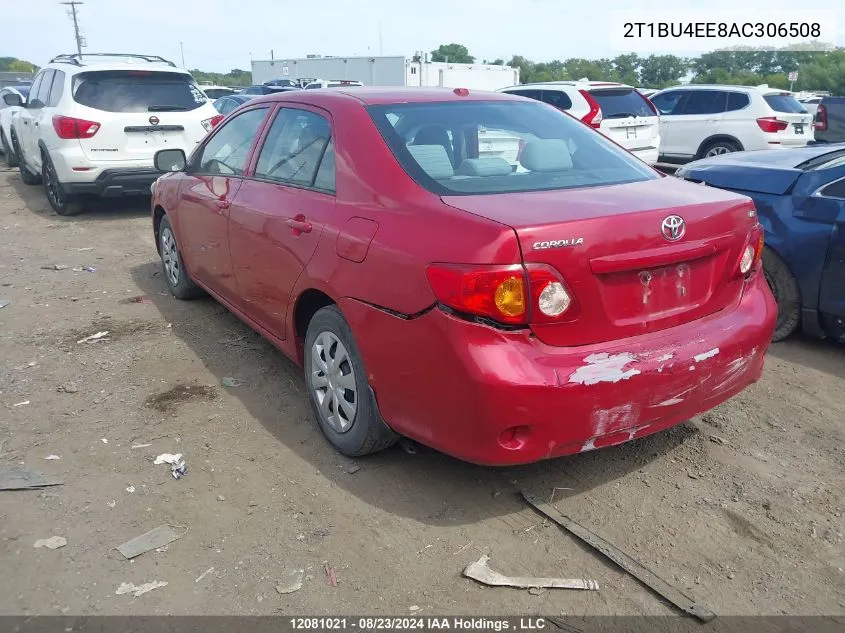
[149,87,776,465]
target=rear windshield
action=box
[588,88,654,118]
[763,94,807,114]
[368,100,658,196]
[72,71,207,112]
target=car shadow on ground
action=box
[4,166,150,222]
[130,259,703,527]
[768,334,845,380]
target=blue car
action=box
[676,144,845,342]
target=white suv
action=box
[12,53,222,216]
[649,84,814,163]
[498,80,661,164]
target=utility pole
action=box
[180,41,185,68]
[60,2,84,57]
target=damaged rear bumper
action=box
[341,273,776,466]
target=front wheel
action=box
[15,133,41,185]
[304,306,397,457]
[158,214,204,299]
[1,130,18,168]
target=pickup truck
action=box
[814,96,845,144]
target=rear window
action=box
[368,100,657,196]
[72,71,207,113]
[588,88,654,118]
[763,94,807,114]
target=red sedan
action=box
[149,87,776,466]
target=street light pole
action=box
[59,1,84,57]
[180,41,186,68]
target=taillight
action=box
[52,115,100,139]
[756,117,788,133]
[578,90,603,128]
[426,264,527,325]
[425,263,576,326]
[816,104,827,131]
[739,224,765,276]
[201,114,225,132]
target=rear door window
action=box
[73,71,208,112]
[254,108,332,188]
[726,92,750,112]
[588,88,654,118]
[680,90,727,115]
[763,94,808,113]
[541,90,573,110]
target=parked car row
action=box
[498,81,819,166]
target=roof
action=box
[656,84,790,94]
[248,86,522,107]
[46,53,182,73]
[513,80,627,88]
[687,143,845,170]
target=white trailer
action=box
[251,55,519,91]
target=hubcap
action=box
[706,145,732,157]
[310,331,357,433]
[160,227,181,287]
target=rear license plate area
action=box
[794,124,804,134]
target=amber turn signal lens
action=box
[494,277,526,318]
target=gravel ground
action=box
[0,166,843,618]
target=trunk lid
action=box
[442,177,758,347]
[71,69,215,163]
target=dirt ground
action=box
[0,166,843,619]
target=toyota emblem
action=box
[661,215,685,241]
[149,116,160,126]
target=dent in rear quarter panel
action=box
[294,99,522,318]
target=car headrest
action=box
[407,145,454,179]
[455,158,513,177]
[520,139,573,172]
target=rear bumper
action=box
[341,273,776,466]
[632,147,659,165]
[63,168,159,198]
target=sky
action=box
[4,0,844,73]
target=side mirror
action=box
[3,93,23,107]
[154,148,187,172]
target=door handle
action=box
[286,214,312,235]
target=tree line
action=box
[430,42,845,93]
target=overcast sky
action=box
[5,0,844,72]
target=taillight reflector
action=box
[202,114,225,132]
[756,117,788,133]
[52,115,100,139]
[426,264,526,325]
[578,89,603,128]
[738,222,765,277]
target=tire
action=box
[700,139,741,158]
[762,247,801,342]
[15,134,41,185]
[1,130,18,168]
[304,305,397,457]
[158,214,204,300]
[42,151,84,216]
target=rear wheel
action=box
[304,306,397,457]
[701,139,740,158]
[1,130,18,168]
[762,247,801,342]
[42,152,84,216]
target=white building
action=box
[250,54,520,91]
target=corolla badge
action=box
[661,215,685,241]
[533,237,584,250]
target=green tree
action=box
[430,44,474,64]
[639,55,689,88]
[612,53,641,86]
[8,60,37,72]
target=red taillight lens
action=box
[426,264,527,325]
[816,104,827,131]
[52,115,100,139]
[738,223,765,277]
[756,117,788,133]
[202,114,225,132]
[578,89,603,128]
